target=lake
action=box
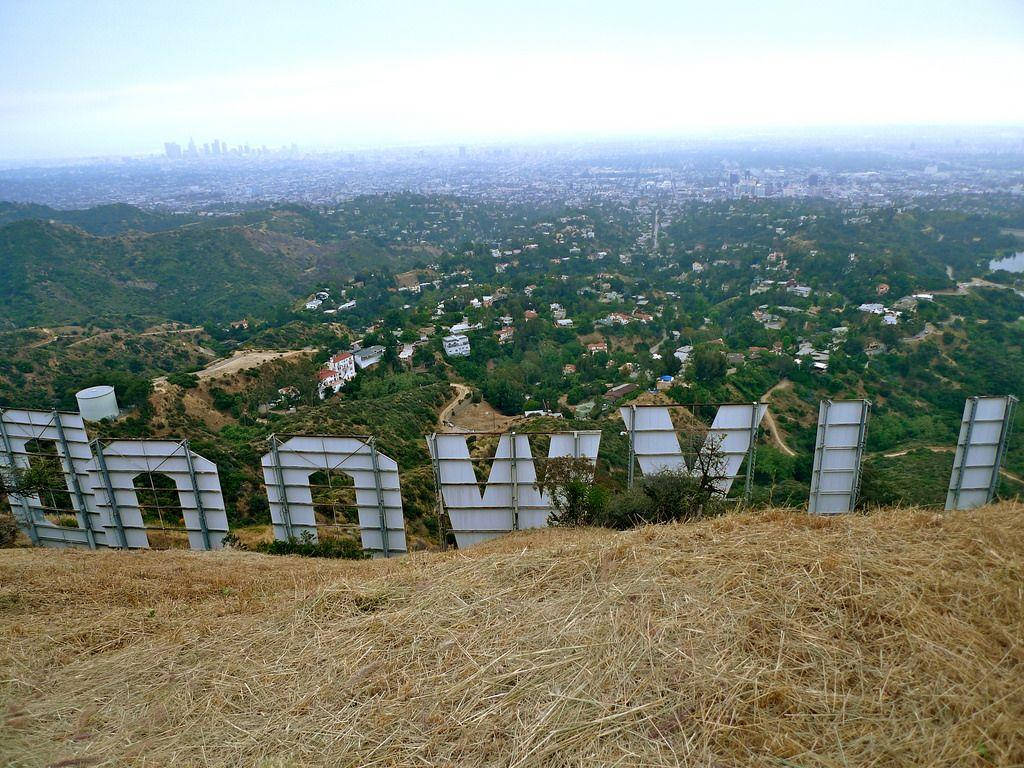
[989,252,1024,273]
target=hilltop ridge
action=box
[2,502,1022,766]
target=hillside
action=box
[2,503,1022,766]
[0,201,196,235]
[0,216,394,327]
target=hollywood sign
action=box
[0,395,1016,555]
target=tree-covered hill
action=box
[0,201,195,235]
[0,216,396,327]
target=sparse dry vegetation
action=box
[2,502,1023,766]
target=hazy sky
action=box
[1,0,1023,160]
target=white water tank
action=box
[76,385,119,421]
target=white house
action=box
[674,345,694,366]
[326,351,357,381]
[353,346,385,369]
[304,298,323,310]
[443,334,471,357]
[317,369,344,399]
[858,303,886,315]
[317,351,357,399]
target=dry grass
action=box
[2,503,1023,767]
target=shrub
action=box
[253,531,369,559]
[603,469,726,529]
[536,456,607,527]
[167,372,200,389]
[0,509,19,548]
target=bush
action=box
[0,509,19,547]
[167,372,200,389]
[536,456,607,527]
[253,531,369,559]
[603,469,726,529]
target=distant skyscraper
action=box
[212,139,221,155]
[187,137,198,158]
[163,141,182,159]
[459,145,467,158]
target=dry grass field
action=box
[2,503,1023,767]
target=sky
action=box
[1,0,1023,160]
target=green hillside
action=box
[0,201,194,235]
[0,217,393,327]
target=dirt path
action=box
[881,444,1023,486]
[760,379,796,457]
[139,326,204,337]
[438,383,472,430]
[154,348,314,389]
[438,382,515,433]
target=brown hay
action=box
[2,503,1023,767]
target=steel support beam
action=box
[0,408,38,545]
[181,439,212,550]
[91,439,128,548]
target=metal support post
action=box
[181,440,212,550]
[509,432,519,531]
[986,395,1018,503]
[427,433,447,550]
[743,402,759,505]
[269,435,294,540]
[809,399,830,514]
[91,439,128,548]
[0,408,38,545]
[850,401,871,511]
[368,437,390,558]
[626,404,637,489]
[951,397,979,510]
[53,411,96,548]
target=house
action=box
[858,303,886,315]
[338,300,357,311]
[555,318,574,328]
[353,346,385,369]
[600,312,632,326]
[603,383,638,401]
[562,364,577,375]
[442,334,471,357]
[317,369,344,399]
[304,298,323,310]
[325,351,357,381]
[496,326,514,344]
[786,284,812,298]
[573,401,596,418]
[866,341,888,356]
[674,345,693,366]
[524,310,539,320]
[587,341,608,355]
[524,409,563,419]
[399,344,415,365]
[656,375,675,391]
